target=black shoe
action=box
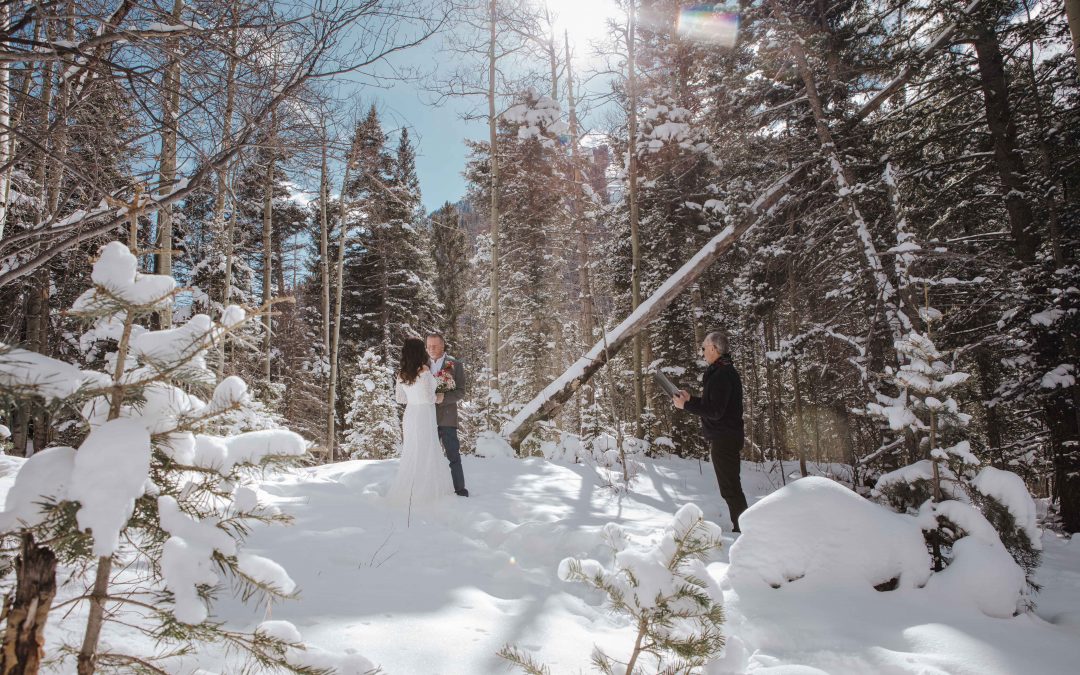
[456,489,469,497]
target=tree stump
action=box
[0,533,57,675]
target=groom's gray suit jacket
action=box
[435,357,467,428]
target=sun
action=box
[540,0,620,53]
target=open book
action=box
[651,370,682,398]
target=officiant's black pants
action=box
[710,436,748,532]
[439,426,468,495]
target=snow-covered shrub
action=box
[473,370,510,437]
[341,349,400,459]
[875,458,1042,587]
[0,242,346,672]
[539,431,647,488]
[728,476,931,592]
[475,430,516,458]
[865,330,1041,587]
[510,504,725,674]
[917,500,1027,617]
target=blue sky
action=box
[350,39,486,213]
[342,1,621,214]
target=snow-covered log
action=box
[502,163,809,450]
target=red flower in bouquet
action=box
[435,357,457,393]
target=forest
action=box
[0,1,1078,669]
[2,1,1079,513]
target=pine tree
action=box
[431,202,470,348]
[342,110,440,364]
[342,349,401,459]
[502,503,725,674]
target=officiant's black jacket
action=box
[683,355,744,440]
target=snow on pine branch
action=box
[0,345,89,402]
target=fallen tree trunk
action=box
[502,163,809,450]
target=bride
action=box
[386,337,454,506]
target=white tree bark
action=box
[155,0,184,328]
[626,1,645,434]
[487,0,502,390]
[1066,0,1080,78]
[327,159,353,461]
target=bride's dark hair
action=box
[398,337,428,384]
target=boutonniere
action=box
[436,356,457,393]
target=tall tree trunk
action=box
[747,325,762,462]
[319,131,331,357]
[327,161,353,461]
[627,1,644,435]
[219,194,239,376]
[691,285,706,347]
[155,0,184,328]
[78,309,137,675]
[262,118,276,383]
[213,23,237,377]
[273,223,287,298]
[0,4,10,241]
[566,32,594,400]
[971,20,1039,263]
[487,0,501,391]
[1065,0,1080,79]
[1,19,39,243]
[15,35,53,457]
[547,20,558,99]
[764,314,784,481]
[0,534,57,675]
[788,219,807,477]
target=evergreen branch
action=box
[497,644,552,675]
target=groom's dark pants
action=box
[438,426,467,495]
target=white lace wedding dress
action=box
[386,369,453,506]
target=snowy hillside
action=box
[6,455,1075,674]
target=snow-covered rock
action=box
[728,476,930,591]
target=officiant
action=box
[672,331,749,533]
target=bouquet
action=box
[435,357,457,393]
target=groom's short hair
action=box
[426,332,446,345]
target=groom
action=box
[426,333,469,497]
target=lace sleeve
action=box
[423,369,438,403]
[395,379,406,405]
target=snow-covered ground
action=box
[3,454,1079,674]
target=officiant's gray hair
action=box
[426,332,446,345]
[704,331,729,354]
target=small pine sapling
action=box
[502,504,725,675]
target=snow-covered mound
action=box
[728,475,931,591]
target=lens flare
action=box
[677,6,739,48]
